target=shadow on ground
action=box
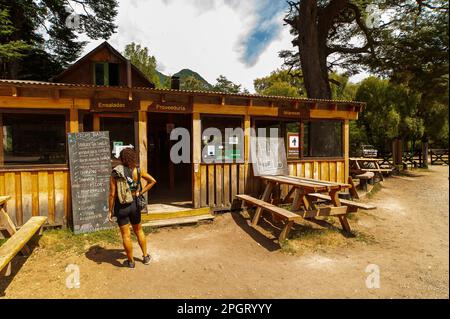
[85,245,133,268]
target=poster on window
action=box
[251,137,289,176]
[288,133,300,158]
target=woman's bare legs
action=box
[132,223,148,257]
[119,224,133,262]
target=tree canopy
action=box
[0,0,118,80]
[123,42,160,88]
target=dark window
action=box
[100,117,135,159]
[94,63,120,86]
[303,120,343,158]
[108,63,120,86]
[201,116,243,163]
[255,119,300,159]
[2,113,67,165]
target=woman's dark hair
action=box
[119,147,137,168]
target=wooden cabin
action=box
[0,42,364,228]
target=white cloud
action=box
[81,0,291,92]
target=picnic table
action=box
[350,157,393,181]
[236,175,376,244]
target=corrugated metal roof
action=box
[0,79,364,106]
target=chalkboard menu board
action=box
[251,137,289,176]
[67,132,113,234]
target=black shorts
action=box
[114,197,141,227]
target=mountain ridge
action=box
[156,68,213,89]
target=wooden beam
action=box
[0,97,73,109]
[138,110,148,184]
[0,114,3,166]
[52,89,60,100]
[11,87,18,97]
[310,109,358,120]
[220,96,225,106]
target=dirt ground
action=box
[1,166,448,299]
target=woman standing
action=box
[108,148,157,268]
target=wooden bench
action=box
[307,193,377,212]
[0,195,47,277]
[0,216,47,276]
[236,194,302,243]
[356,171,375,191]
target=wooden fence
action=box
[430,149,449,165]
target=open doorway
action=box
[147,113,192,206]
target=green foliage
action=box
[181,75,209,91]
[0,0,118,80]
[0,9,30,61]
[212,75,243,94]
[329,73,359,100]
[355,77,425,153]
[253,69,304,97]
[123,42,160,87]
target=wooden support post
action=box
[0,114,3,166]
[137,111,148,201]
[69,108,79,133]
[244,114,251,194]
[343,120,350,184]
[279,221,294,243]
[93,114,100,132]
[192,112,201,208]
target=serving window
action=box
[201,116,244,163]
[254,119,301,160]
[1,113,67,165]
[99,116,135,159]
[302,120,343,158]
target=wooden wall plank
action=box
[208,165,215,207]
[200,165,207,207]
[31,172,39,216]
[4,173,17,225]
[231,164,238,201]
[38,172,49,219]
[54,171,65,224]
[238,164,245,195]
[47,172,55,224]
[321,162,329,181]
[313,162,320,180]
[63,171,70,225]
[0,174,5,198]
[329,162,337,183]
[20,172,32,224]
[223,165,230,206]
[215,165,223,207]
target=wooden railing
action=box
[196,160,346,208]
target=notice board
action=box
[67,131,113,234]
[251,137,289,176]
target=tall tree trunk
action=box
[297,0,332,99]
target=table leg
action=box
[0,208,31,255]
[279,221,294,243]
[329,190,352,233]
[251,182,274,227]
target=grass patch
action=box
[39,226,158,255]
[0,238,7,248]
[280,220,377,255]
[366,182,382,199]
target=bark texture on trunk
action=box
[297,0,332,100]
